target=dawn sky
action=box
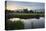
[6,1,44,10]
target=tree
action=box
[29,10,33,13]
[16,11,20,13]
[23,9,28,13]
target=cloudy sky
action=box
[6,1,44,10]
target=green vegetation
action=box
[6,13,44,19]
[5,9,45,30]
[5,9,45,19]
[5,20,24,30]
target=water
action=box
[9,17,45,29]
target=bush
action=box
[5,20,24,30]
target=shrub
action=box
[5,20,24,30]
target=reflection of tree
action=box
[31,22,34,29]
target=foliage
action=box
[5,20,24,30]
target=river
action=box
[9,17,45,29]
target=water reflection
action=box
[9,18,20,21]
[9,17,45,29]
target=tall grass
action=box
[6,13,44,19]
[5,20,24,30]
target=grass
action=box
[6,13,44,19]
[5,20,24,30]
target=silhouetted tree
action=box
[23,9,28,13]
[16,11,20,13]
[29,10,33,13]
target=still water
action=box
[9,17,45,29]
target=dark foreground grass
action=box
[5,20,24,30]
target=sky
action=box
[6,1,44,11]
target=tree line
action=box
[5,8,44,14]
